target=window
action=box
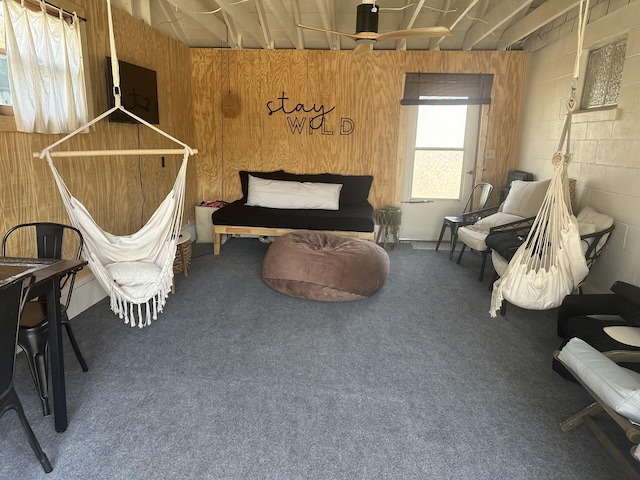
[581,38,627,109]
[0,0,88,133]
[0,7,13,116]
[411,99,468,199]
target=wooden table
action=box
[0,257,87,432]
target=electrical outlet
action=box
[485,149,496,160]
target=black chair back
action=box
[2,222,83,309]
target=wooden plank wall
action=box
[0,0,197,259]
[191,49,527,209]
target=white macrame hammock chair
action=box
[489,0,591,317]
[37,0,196,328]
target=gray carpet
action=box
[0,238,632,479]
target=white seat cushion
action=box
[491,250,509,277]
[558,338,640,424]
[457,212,523,252]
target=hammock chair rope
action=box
[37,0,197,327]
[489,0,590,317]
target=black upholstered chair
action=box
[0,275,53,473]
[2,223,88,416]
[435,182,493,260]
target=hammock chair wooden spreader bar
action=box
[489,0,591,317]
[35,0,197,327]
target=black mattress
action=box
[212,199,375,233]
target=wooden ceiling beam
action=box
[396,0,427,51]
[262,0,304,49]
[255,0,275,49]
[430,0,480,49]
[156,0,190,45]
[213,0,269,48]
[498,0,580,49]
[461,0,533,50]
[165,0,231,45]
[315,0,339,50]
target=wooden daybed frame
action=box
[213,225,375,255]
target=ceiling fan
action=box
[296,2,452,53]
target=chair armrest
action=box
[461,205,500,225]
[488,216,536,236]
[555,348,640,365]
[604,350,640,363]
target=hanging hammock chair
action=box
[37,0,196,327]
[489,0,591,317]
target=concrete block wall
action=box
[517,0,640,292]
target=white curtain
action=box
[2,0,88,133]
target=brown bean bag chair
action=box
[262,231,389,301]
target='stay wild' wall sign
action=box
[266,91,354,135]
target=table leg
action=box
[47,280,67,432]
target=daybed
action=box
[211,170,376,254]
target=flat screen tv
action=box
[105,57,159,124]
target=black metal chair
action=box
[0,275,53,473]
[435,182,493,260]
[2,223,88,416]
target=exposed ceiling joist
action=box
[255,0,275,49]
[214,0,269,48]
[165,0,231,45]
[263,0,304,49]
[462,0,533,50]
[396,0,427,51]
[498,0,579,49]
[315,0,339,50]
[114,0,590,52]
[429,0,480,49]
[156,0,190,45]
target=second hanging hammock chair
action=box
[489,0,591,317]
[38,0,196,328]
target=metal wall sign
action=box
[266,91,354,135]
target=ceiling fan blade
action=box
[353,43,374,54]
[295,24,359,41]
[374,26,452,42]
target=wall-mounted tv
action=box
[105,57,159,124]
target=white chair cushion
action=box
[577,206,614,231]
[246,175,343,210]
[558,337,640,424]
[501,179,550,218]
[576,206,614,253]
[458,213,523,251]
[471,212,523,232]
[106,261,162,286]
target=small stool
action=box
[376,206,402,249]
[174,231,192,276]
[172,231,192,294]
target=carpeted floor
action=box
[0,238,633,479]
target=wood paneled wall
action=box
[191,49,526,209]
[0,0,196,260]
